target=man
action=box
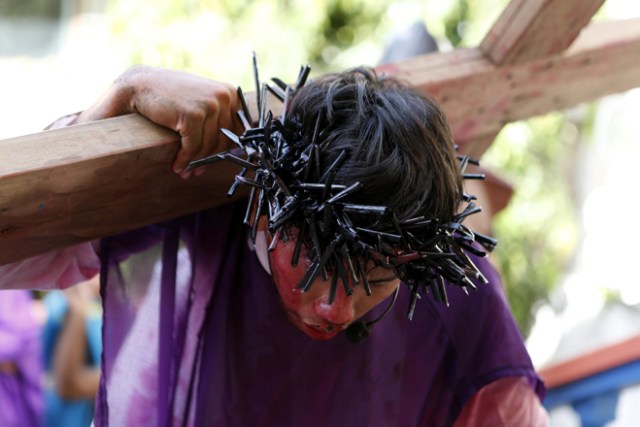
[1,64,547,426]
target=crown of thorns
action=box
[189,60,497,320]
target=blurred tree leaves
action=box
[485,115,580,336]
[440,0,509,48]
[309,0,387,67]
[0,0,61,17]
[106,0,391,86]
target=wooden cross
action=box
[1,0,638,265]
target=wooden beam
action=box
[480,0,605,65]
[378,18,640,156]
[0,114,244,265]
[2,18,640,265]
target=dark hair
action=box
[286,67,462,225]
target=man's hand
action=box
[75,65,242,179]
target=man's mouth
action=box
[288,311,342,340]
[300,321,340,340]
[306,321,338,334]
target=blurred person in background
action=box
[42,275,102,427]
[0,290,43,427]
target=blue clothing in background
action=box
[42,291,102,427]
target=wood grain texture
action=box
[378,18,640,156]
[480,0,605,65]
[0,114,243,265]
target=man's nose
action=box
[313,282,356,327]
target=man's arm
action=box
[454,377,549,427]
[0,242,99,290]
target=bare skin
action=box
[257,227,400,340]
[73,65,243,179]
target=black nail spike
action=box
[291,221,306,267]
[252,52,261,110]
[237,86,254,126]
[295,65,311,91]
[266,83,286,102]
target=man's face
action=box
[265,230,400,340]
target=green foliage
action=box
[0,0,61,18]
[106,0,393,87]
[307,0,387,68]
[442,0,469,47]
[484,115,579,335]
[439,0,509,47]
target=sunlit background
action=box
[2,1,640,425]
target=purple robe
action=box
[0,290,43,427]
[95,202,544,426]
